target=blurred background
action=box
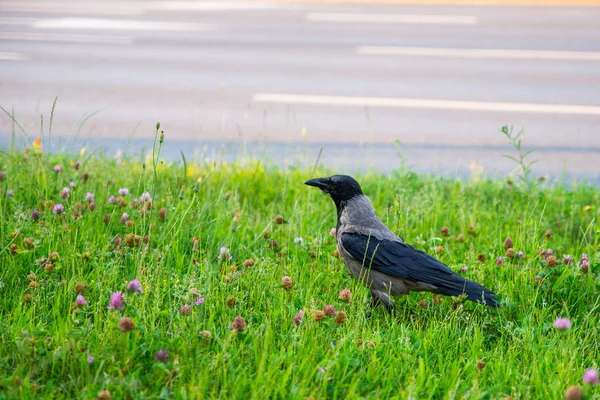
[1,0,599,179]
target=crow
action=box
[305,175,499,312]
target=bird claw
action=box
[369,295,396,315]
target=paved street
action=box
[1,1,599,177]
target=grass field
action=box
[0,133,599,399]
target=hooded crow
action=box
[305,175,499,312]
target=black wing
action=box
[341,232,499,306]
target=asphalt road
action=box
[1,1,600,177]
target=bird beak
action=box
[305,177,331,193]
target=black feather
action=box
[341,232,499,306]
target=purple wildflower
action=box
[496,257,504,266]
[329,227,336,237]
[6,189,14,197]
[60,187,70,199]
[118,188,129,196]
[52,204,64,214]
[180,304,192,315]
[194,296,205,305]
[120,212,129,224]
[562,254,573,265]
[516,250,525,259]
[53,165,63,173]
[580,254,590,269]
[75,295,87,307]
[553,317,572,330]
[85,192,95,202]
[32,209,40,221]
[107,195,116,204]
[69,181,76,188]
[459,265,468,273]
[107,292,124,310]
[154,349,169,363]
[219,247,232,262]
[583,369,599,385]
[126,279,143,294]
[292,310,304,326]
[140,192,152,202]
[87,355,94,364]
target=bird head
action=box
[304,175,363,202]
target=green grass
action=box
[0,144,599,400]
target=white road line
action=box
[358,46,600,61]
[150,1,277,11]
[31,18,213,32]
[0,2,144,16]
[0,32,133,45]
[253,93,600,116]
[306,13,478,25]
[0,52,29,61]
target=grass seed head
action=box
[281,276,293,290]
[338,289,352,302]
[74,282,86,293]
[118,317,134,332]
[313,310,325,321]
[179,305,192,315]
[334,311,347,324]
[9,244,18,255]
[158,208,167,220]
[232,316,246,332]
[565,386,583,400]
[154,349,169,363]
[97,390,111,400]
[292,310,304,326]
[324,305,336,317]
[201,330,212,340]
[226,297,237,308]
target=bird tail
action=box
[462,279,500,307]
[433,276,500,307]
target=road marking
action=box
[358,46,600,61]
[306,12,478,25]
[31,18,214,32]
[0,32,133,45]
[253,93,600,116]
[0,52,29,61]
[150,1,277,11]
[0,2,143,15]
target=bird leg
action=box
[370,290,396,314]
